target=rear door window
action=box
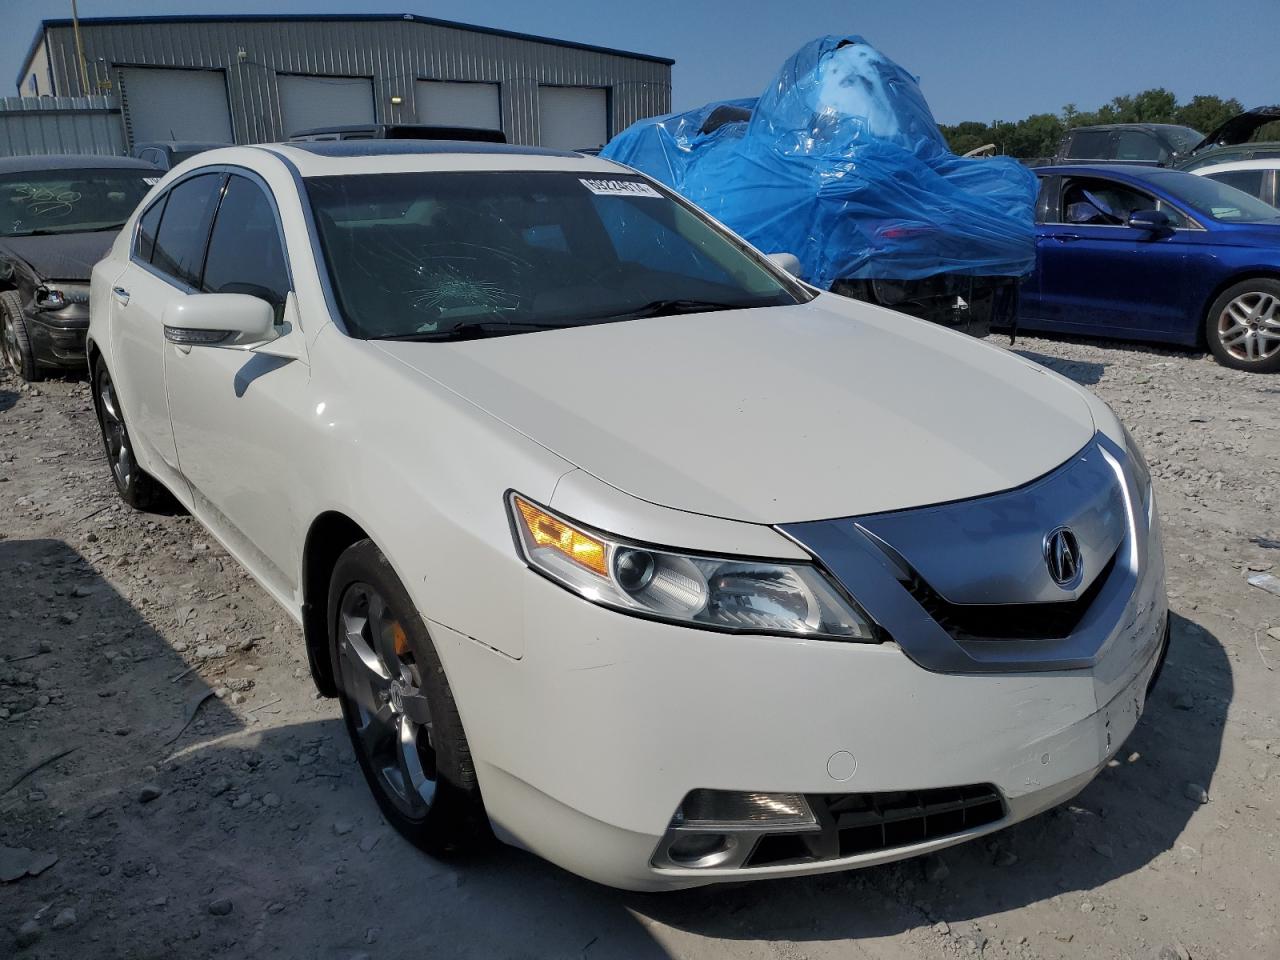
[1064,129,1113,159]
[149,173,224,288]
[200,175,291,322]
[1114,130,1166,162]
[1203,169,1267,201]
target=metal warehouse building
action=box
[16,13,673,150]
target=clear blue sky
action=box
[3,0,1276,124]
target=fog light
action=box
[666,832,736,867]
[674,789,816,828]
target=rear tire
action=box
[329,539,486,856]
[92,361,170,510]
[1,290,42,382]
[1205,279,1280,372]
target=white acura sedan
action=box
[88,141,1168,891]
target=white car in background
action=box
[87,142,1168,890]
[1188,157,1280,206]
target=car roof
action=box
[1035,163,1163,177]
[0,153,158,174]
[249,141,629,177]
[1036,163,1222,198]
[1068,122,1198,134]
[1188,157,1280,174]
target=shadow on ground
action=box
[1014,348,1108,386]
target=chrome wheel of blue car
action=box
[1207,280,1280,372]
[1219,291,1280,363]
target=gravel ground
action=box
[1,333,1278,960]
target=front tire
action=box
[92,361,169,510]
[1205,279,1280,372]
[329,539,485,855]
[1,290,42,382]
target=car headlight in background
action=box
[35,283,90,311]
[508,493,875,640]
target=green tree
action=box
[1175,95,1245,134]
[940,89,1248,159]
[1005,113,1064,158]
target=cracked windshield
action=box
[306,170,800,340]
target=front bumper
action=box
[26,302,89,368]
[430,488,1166,890]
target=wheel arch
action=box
[300,510,372,698]
[1199,268,1280,347]
[86,336,103,376]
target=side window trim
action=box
[132,192,169,264]
[194,175,233,292]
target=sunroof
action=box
[279,140,581,159]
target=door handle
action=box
[1051,234,1081,243]
[111,286,130,305]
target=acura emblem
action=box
[1044,527,1082,587]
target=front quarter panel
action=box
[303,330,576,659]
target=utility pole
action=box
[71,0,91,95]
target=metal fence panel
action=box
[0,96,127,157]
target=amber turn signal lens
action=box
[512,496,608,578]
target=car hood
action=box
[1190,105,1280,153]
[374,297,1098,524]
[0,231,117,281]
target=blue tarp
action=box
[601,36,1038,289]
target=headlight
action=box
[508,493,875,640]
[1120,423,1153,509]
[35,284,89,310]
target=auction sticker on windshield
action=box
[579,178,662,198]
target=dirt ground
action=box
[1,333,1278,960]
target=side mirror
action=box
[1127,209,1172,232]
[162,293,275,347]
[766,252,802,275]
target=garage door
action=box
[118,68,233,144]
[539,86,608,150]
[278,75,375,137]
[415,81,501,133]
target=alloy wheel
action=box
[1,310,21,374]
[97,370,135,490]
[337,582,437,818]
[1217,291,1280,363]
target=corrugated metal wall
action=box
[38,18,671,147]
[0,96,126,157]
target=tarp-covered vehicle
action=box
[601,36,1039,336]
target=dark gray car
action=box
[129,140,229,171]
[0,155,156,380]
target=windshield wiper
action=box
[373,320,566,342]
[596,298,763,322]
